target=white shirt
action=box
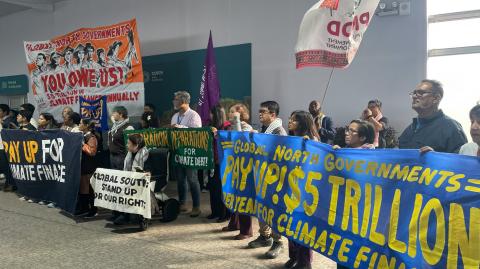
[171,108,202,128]
[459,142,479,157]
[30,118,38,129]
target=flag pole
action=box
[320,67,335,109]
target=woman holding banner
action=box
[207,104,231,222]
[333,119,375,269]
[112,133,150,225]
[221,103,253,240]
[285,110,320,269]
[76,119,100,218]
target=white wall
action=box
[0,0,427,130]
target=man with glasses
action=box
[248,101,286,259]
[398,79,467,153]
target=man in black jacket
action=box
[399,79,467,153]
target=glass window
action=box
[427,54,480,140]
[428,18,480,49]
[428,1,480,16]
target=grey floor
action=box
[0,179,336,269]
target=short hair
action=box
[112,106,128,118]
[20,103,35,113]
[96,48,105,58]
[350,119,375,144]
[19,110,33,122]
[260,101,280,116]
[230,103,250,122]
[145,103,156,112]
[422,79,444,98]
[128,133,145,148]
[368,99,382,108]
[71,112,81,125]
[174,91,191,105]
[0,104,10,114]
[37,53,46,60]
[80,118,96,132]
[470,104,480,120]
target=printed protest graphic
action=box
[1,129,82,214]
[295,0,380,68]
[90,168,152,218]
[218,131,480,269]
[79,95,108,131]
[124,128,214,169]
[24,18,144,118]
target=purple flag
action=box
[197,31,221,125]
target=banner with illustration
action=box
[79,95,108,131]
[295,0,380,68]
[24,18,144,119]
[1,129,82,214]
[124,128,213,169]
[90,168,152,218]
[218,131,480,269]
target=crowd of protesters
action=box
[0,79,478,269]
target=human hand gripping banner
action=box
[124,128,214,170]
[24,18,144,118]
[90,168,152,219]
[2,129,82,214]
[218,131,480,269]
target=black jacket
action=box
[398,110,467,153]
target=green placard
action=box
[0,75,29,95]
[124,128,214,170]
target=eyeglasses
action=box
[345,128,358,134]
[259,109,270,114]
[409,90,433,98]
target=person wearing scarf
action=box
[362,99,389,148]
[309,100,336,144]
[248,101,286,259]
[108,106,134,170]
[107,106,134,222]
[113,134,150,225]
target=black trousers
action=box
[208,165,227,218]
[0,150,15,187]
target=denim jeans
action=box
[175,167,200,208]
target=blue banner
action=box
[79,96,108,131]
[218,131,480,269]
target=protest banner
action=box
[79,95,108,131]
[218,131,480,269]
[124,128,214,169]
[90,168,152,219]
[1,129,82,214]
[295,0,380,68]
[24,18,144,118]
